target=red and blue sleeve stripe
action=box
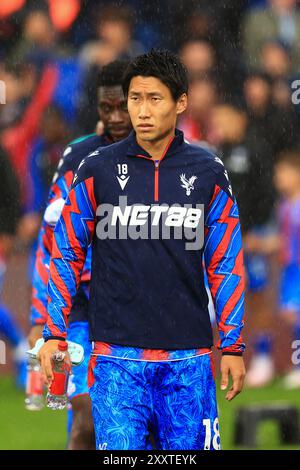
[30,224,51,325]
[29,171,73,326]
[204,184,245,354]
[44,177,96,339]
[48,171,73,205]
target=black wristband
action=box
[222,351,243,357]
[44,336,66,342]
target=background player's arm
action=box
[204,168,246,400]
[28,159,74,346]
[243,232,281,256]
[38,174,96,383]
[28,224,52,347]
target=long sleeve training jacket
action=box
[44,130,245,354]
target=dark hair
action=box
[97,60,130,88]
[122,49,189,101]
[276,150,300,169]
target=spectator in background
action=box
[180,5,244,101]
[1,60,59,208]
[1,47,82,205]
[244,61,300,148]
[77,4,144,133]
[181,5,213,44]
[243,0,300,73]
[258,39,298,126]
[243,69,299,157]
[179,2,245,102]
[18,105,71,315]
[0,1,81,59]
[179,39,216,80]
[9,9,59,67]
[23,105,71,247]
[0,61,46,131]
[244,70,279,156]
[208,103,275,232]
[244,71,273,133]
[208,102,277,387]
[260,39,292,79]
[259,40,300,152]
[179,75,218,146]
[271,81,300,153]
[79,4,144,67]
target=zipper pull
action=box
[154,160,159,168]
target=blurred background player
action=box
[260,151,300,388]
[244,150,300,388]
[24,105,72,279]
[207,102,277,387]
[274,151,300,387]
[28,60,132,449]
[0,143,27,388]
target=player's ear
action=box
[176,93,188,116]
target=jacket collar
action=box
[126,128,185,159]
[101,131,114,145]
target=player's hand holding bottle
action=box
[38,340,72,385]
[38,340,72,410]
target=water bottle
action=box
[46,341,70,410]
[25,357,44,411]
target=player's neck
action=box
[137,129,175,160]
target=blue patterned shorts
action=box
[88,352,220,450]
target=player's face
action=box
[274,162,300,197]
[127,76,187,145]
[98,85,132,141]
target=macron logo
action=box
[117,175,130,190]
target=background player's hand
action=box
[28,325,44,348]
[220,355,246,401]
[95,120,104,136]
[37,340,71,386]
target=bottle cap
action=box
[58,341,68,351]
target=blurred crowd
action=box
[1,0,300,388]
